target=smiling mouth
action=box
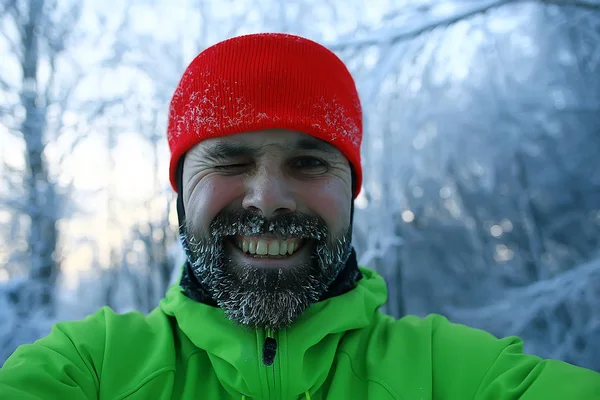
[228,236,306,258]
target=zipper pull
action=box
[262,328,277,366]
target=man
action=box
[0,33,598,399]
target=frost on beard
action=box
[181,210,352,330]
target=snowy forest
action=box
[1,0,600,372]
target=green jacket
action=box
[1,267,599,399]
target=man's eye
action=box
[291,157,327,172]
[215,163,251,171]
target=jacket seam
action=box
[471,338,521,400]
[53,324,101,392]
[338,350,404,400]
[113,350,204,399]
[112,366,175,400]
[184,349,205,365]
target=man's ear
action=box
[350,166,356,227]
[351,166,357,199]
[176,154,187,230]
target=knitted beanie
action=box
[167,33,363,198]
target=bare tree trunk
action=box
[149,108,176,299]
[20,0,59,313]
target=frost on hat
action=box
[167,33,363,198]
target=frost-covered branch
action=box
[0,195,28,213]
[329,0,600,51]
[360,41,409,106]
[358,235,404,267]
[0,74,14,92]
[445,256,600,334]
[540,0,600,9]
[0,4,22,59]
[328,0,517,50]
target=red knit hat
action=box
[167,33,363,198]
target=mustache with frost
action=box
[181,210,352,330]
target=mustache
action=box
[206,210,329,241]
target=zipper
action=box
[262,328,280,399]
[262,328,277,365]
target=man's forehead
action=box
[192,130,341,156]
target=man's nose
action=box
[241,168,297,218]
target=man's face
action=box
[182,129,353,330]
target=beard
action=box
[182,209,352,330]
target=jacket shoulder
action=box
[0,306,177,399]
[344,313,600,399]
[93,306,178,397]
[361,314,524,398]
[337,312,444,398]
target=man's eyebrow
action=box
[293,137,338,154]
[201,142,258,160]
[200,137,338,160]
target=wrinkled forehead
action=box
[188,129,346,160]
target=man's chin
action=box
[207,250,326,330]
[220,288,317,330]
[210,276,323,330]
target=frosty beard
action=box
[183,210,352,331]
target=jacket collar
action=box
[160,267,387,398]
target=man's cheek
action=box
[306,194,350,229]
[189,178,240,227]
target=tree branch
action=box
[445,256,600,334]
[540,0,600,9]
[44,54,57,107]
[327,0,518,50]
[0,74,14,91]
[0,104,18,121]
[328,0,600,51]
[55,126,92,167]
[0,0,19,20]
[0,18,22,59]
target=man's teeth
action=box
[236,238,301,256]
